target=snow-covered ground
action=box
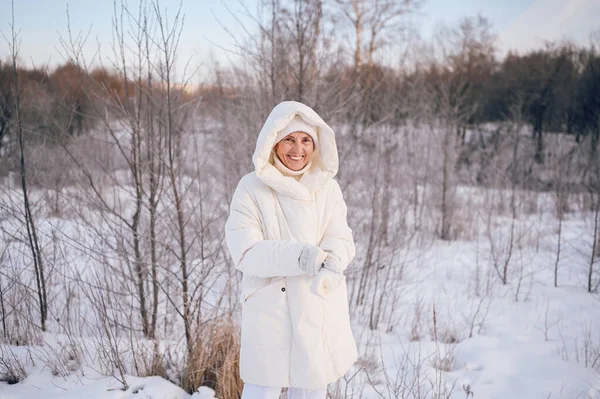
[1,177,599,398]
[343,211,600,398]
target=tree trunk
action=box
[0,274,6,337]
[534,114,544,164]
[131,92,149,336]
[270,0,278,105]
[440,125,454,241]
[12,51,47,331]
[0,117,7,152]
[145,37,160,339]
[554,213,562,288]
[592,122,599,160]
[353,1,363,76]
[589,195,599,293]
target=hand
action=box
[323,252,343,275]
[299,245,327,276]
[310,268,343,298]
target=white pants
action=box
[241,383,327,399]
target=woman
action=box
[225,101,357,399]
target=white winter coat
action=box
[225,101,357,389]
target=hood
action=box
[252,101,338,200]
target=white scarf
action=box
[273,153,312,181]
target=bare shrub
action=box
[410,296,425,342]
[462,294,492,339]
[429,302,461,345]
[31,338,82,377]
[576,321,600,373]
[132,340,168,380]
[360,335,456,399]
[85,272,130,390]
[557,320,600,376]
[430,344,456,373]
[0,246,43,347]
[535,299,560,342]
[327,367,366,399]
[365,346,427,399]
[0,345,27,384]
[430,303,456,377]
[326,345,375,399]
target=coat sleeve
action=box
[319,181,356,272]
[225,181,308,278]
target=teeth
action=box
[289,156,303,160]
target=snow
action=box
[0,374,191,399]
[1,178,599,398]
[337,200,600,398]
[0,335,217,398]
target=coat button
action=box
[281,287,286,292]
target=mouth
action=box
[287,155,304,161]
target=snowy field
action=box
[2,0,600,394]
[346,211,600,399]
[1,186,599,398]
[1,128,599,398]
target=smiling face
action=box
[274,131,315,171]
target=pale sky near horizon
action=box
[1,0,599,76]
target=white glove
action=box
[299,245,327,276]
[323,252,343,274]
[310,268,343,298]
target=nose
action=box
[292,141,303,153]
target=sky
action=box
[1,0,599,75]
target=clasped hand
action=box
[299,245,344,298]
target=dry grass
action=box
[133,340,169,380]
[181,315,243,399]
[410,297,425,342]
[32,339,82,377]
[0,346,27,384]
[430,304,457,373]
[575,320,600,373]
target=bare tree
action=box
[484,102,527,286]
[0,239,8,338]
[334,0,420,126]
[335,0,420,76]
[427,76,463,241]
[442,15,496,143]
[5,1,48,332]
[587,151,600,293]
[550,136,573,288]
[277,0,323,103]
[0,62,13,158]
[423,15,497,240]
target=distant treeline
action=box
[0,62,195,147]
[410,43,600,158]
[1,18,599,168]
